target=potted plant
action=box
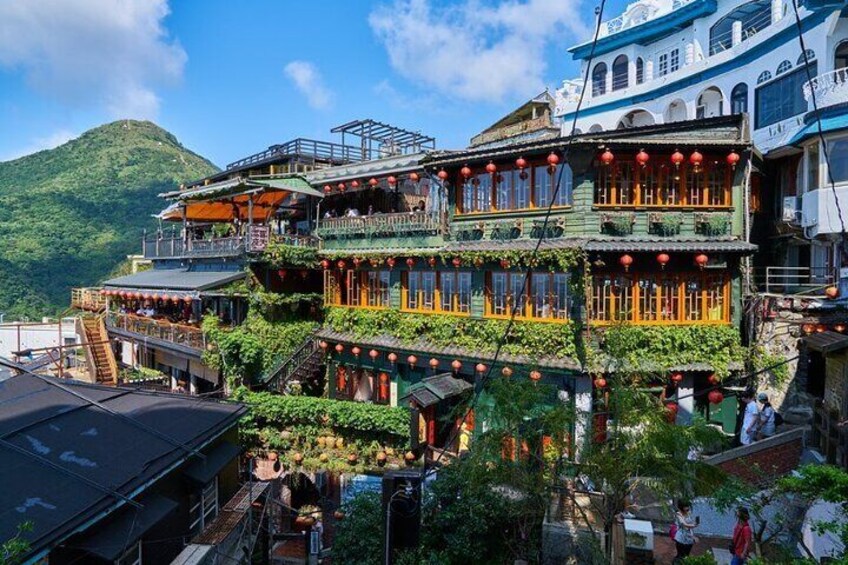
[601,212,635,236]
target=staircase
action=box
[77,315,119,385]
[261,338,323,393]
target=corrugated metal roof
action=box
[306,152,430,185]
[103,269,246,292]
[584,238,758,253]
[803,331,848,353]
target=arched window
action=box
[709,0,773,55]
[836,42,848,70]
[592,63,608,96]
[757,71,772,84]
[697,87,725,118]
[636,58,644,84]
[776,60,792,75]
[612,55,629,91]
[797,49,816,66]
[731,83,748,114]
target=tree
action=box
[1,522,32,565]
[331,491,384,565]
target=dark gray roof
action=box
[0,373,246,561]
[103,268,246,292]
[443,238,588,253]
[583,238,757,253]
[803,331,848,353]
[401,373,473,407]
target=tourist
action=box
[730,507,752,565]
[740,390,758,446]
[673,499,698,562]
[416,199,426,213]
[367,204,375,216]
[754,392,776,440]
[136,301,155,317]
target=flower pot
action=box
[335,437,345,449]
[319,453,329,463]
[317,437,326,448]
[347,453,358,464]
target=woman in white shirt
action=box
[740,390,759,446]
[673,499,698,562]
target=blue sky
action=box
[0,0,629,167]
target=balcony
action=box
[142,227,319,260]
[804,68,848,110]
[71,287,107,311]
[107,312,205,351]
[316,212,446,250]
[801,185,848,236]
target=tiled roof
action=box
[584,238,758,253]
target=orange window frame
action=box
[484,271,570,323]
[401,271,471,315]
[456,162,573,215]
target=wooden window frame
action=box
[324,270,390,309]
[456,162,573,216]
[401,270,472,315]
[484,271,570,322]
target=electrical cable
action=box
[423,0,609,476]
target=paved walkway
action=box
[653,535,732,564]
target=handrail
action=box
[803,68,848,102]
[317,211,445,237]
[226,138,364,170]
[262,337,319,392]
[758,266,835,295]
[71,287,107,311]
[107,312,205,350]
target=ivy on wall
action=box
[320,248,585,273]
[261,241,319,268]
[325,306,581,360]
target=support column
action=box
[685,43,695,66]
[771,0,782,24]
[190,374,198,396]
[677,374,695,425]
[645,60,654,82]
[573,377,593,458]
[732,21,743,47]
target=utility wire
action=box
[424,0,608,475]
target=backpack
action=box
[669,523,678,539]
[774,412,784,426]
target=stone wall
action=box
[704,428,805,485]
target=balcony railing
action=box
[142,226,321,259]
[755,266,835,295]
[107,312,205,350]
[804,68,848,109]
[269,232,320,248]
[598,0,695,38]
[71,287,107,311]
[316,212,445,239]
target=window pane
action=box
[552,274,570,319]
[660,276,680,321]
[808,142,820,191]
[755,63,817,129]
[531,274,551,318]
[462,180,474,212]
[509,274,527,316]
[421,272,436,310]
[684,278,702,321]
[514,170,530,209]
[440,272,456,311]
[705,275,726,321]
[828,139,848,183]
[474,173,492,211]
[407,272,420,310]
[535,165,552,207]
[496,171,511,210]
[554,164,573,205]
[638,276,658,321]
[491,273,508,316]
[458,273,471,313]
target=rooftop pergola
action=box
[332,119,436,160]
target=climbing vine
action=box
[261,241,319,268]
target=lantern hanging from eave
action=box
[460,165,472,179]
[485,161,497,174]
[451,359,462,372]
[320,259,330,270]
[515,156,527,170]
[409,172,420,182]
[530,370,542,382]
[657,253,670,269]
[665,402,679,423]
[388,352,398,364]
[369,257,380,268]
[406,258,415,269]
[171,295,180,304]
[547,152,560,170]
[369,177,379,187]
[352,258,361,269]
[323,184,332,194]
[452,257,462,268]
[671,150,685,169]
[407,355,418,367]
[437,169,449,181]
[707,374,720,386]
[600,148,614,166]
[671,372,684,384]
[134,292,142,300]
[152,293,161,301]
[99,289,107,296]
[429,358,439,369]
[689,150,703,172]
[369,349,379,360]
[726,151,740,170]
[708,389,724,405]
[386,257,396,269]
[337,182,346,192]
[500,259,511,269]
[337,259,347,270]
[335,343,344,353]
[802,323,815,335]
[594,377,607,388]
[476,363,487,374]
[351,179,360,189]
[694,254,709,269]
[184,295,193,304]
[351,346,361,357]
[836,324,847,333]
[619,254,633,272]
[319,341,328,351]
[387,175,397,187]
[636,149,650,168]
[427,256,437,268]
[501,366,513,378]
[816,324,827,333]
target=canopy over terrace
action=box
[157,176,323,223]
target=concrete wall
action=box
[704,428,805,485]
[0,319,78,359]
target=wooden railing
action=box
[270,232,320,248]
[262,337,319,392]
[107,312,205,350]
[226,137,362,170]
[316,212,444,239]
[142,226,320,259]
[71,288,107,311]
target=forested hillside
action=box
[0,120,218,319]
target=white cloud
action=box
[0,0,186,119]
[284,61,334,110]
[1,129,78,162]
[369,0,588,103]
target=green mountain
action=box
[0,120,218,319]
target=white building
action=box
[0,319,78,360]
[555,0,848,285]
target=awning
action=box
[401,373,473,408]
[75,494,178,560]
[803,331,848,354]
[103,269,246,293]
[250,177,324,198]
[183,441,241,485]
[790,113,848,145]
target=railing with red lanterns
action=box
[71,287,108,311]
[107,312,206,350]
[316,211,445,238]
[594,151,734,208]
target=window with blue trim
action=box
[592,63,607,96]
[731,83,748,114]
[757,71,772,85]
[755,62,817,129]
[709,0,773,56]
[636,58,644,84]
[612,55,629,91]
[776,60,792,75]
[797,49,816,66]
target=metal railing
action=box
[803,68,848,109]
[71,287,107,311]
[757,266,835,295]
[107,312,205,350]
[226,138,363,170]
[316,212,445,239]
[270,233,320,248]
[262,337,319,392]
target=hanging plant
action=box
[648,212,684,236]
[601,212,635,236]
[695,213,731,236]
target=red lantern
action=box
[451,359,462,372]
[708,390,724,405]
[802,323,815,335]
[337,182,346,191]
[427,256,437,268]
[816,324,827,333]
[594,377,607,388]
[600,149,614,166]
[665,402,679,423]
[460,166,472,179]
[708,374,720,386]
[657,253,670,269]
[337,260,347,270]
[826,286,839,299]
[406,258,415,269]
[437,169,449,181]
[836,324,847,333]
[351,346,361,357]
[369,257,380,268]
[500,259,511,269]
[386,257,396,268]
[323,184,332,194]
[636,149,650,167]
[352,257,361,268]
[369,349,379,360]
[689,150,703,171]
[475,363,487,374]
[407,355,418,366]
[409,172,420,182]
[547,152,560,169]
[726,151,740,169]
[351,179,360,188]
[134,292,142,300]
[171,295,180,304]
[278,269,287,280]
[619,254,633,272]
[320,259,331,270]
[369,177,379,187]
[152,293,161,301]
[335,344,344,353]
[99,289,107,295]
[452,257,462,268]
[502,366,513,378]
[530,370,542,382]
[695,254,709,269]
[485,161,497,174]
[387,175,397,186]
[388,352,398,363]
[429,358,439,369]
[184,296,193,304]
[319,341,328,350]
[671,150,685,168]
[515,157,527,170]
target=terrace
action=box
[142,225,319,260]
[107,311,206,351]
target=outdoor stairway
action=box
[261,337,323,394]
[78,315,119,385]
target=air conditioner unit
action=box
[782,196,801,223]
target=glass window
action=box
[709,0,772,55]
[406,271,436,311]
[829,138,848,183]
[474,173,492,212]
[490,272,508,316]
[757,71,772,85]
[658,53,668,77]
[670,49,679,73]
[534,164,572,207]
[439,271,471,313]
[365,271,391,307]
[798,49,816,66]
[731,83,748,114]
[755,62,816,129]
[835,43,848,69]
[612,55,629,91]
[592,63,607,96]
[776,60,792,75]
[496,169,531,210]
[636,58,644,84]
[807,142,820,191]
